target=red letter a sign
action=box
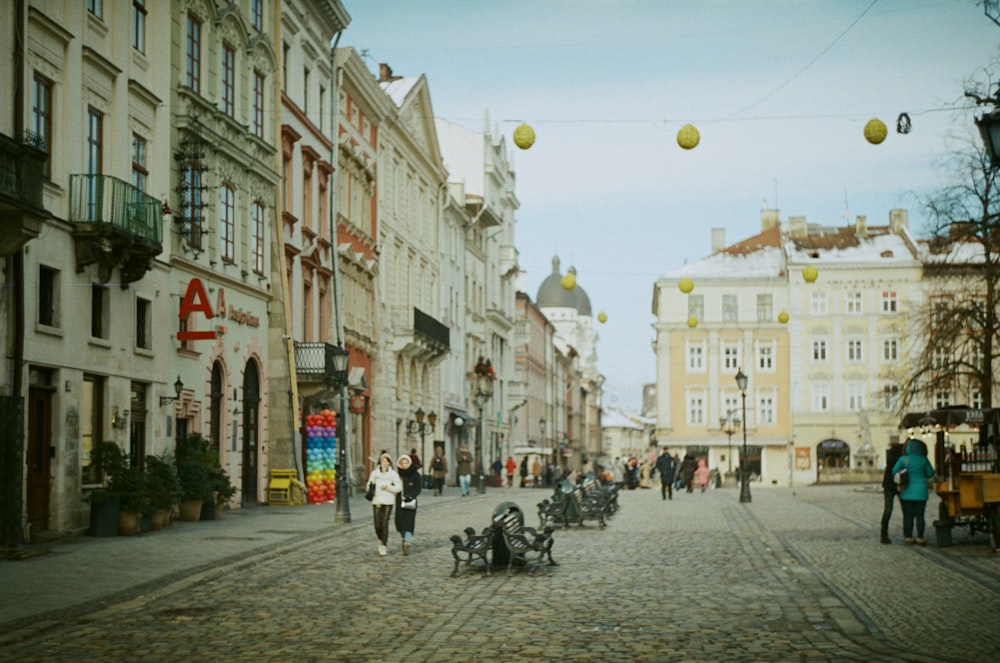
[177,278,217,341]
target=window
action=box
[812,383,830,412]
[186,14,201,92]
[136,297,151,349]
[251,0,263,31]
[812,338,827,362]
[847,383,865,412]
[882,290,897,313]
[846,291,862,314]
[756,294,773,322]
[686,342,704,372]
[758,342,774,370]
[847,339,863,362]
[132,0,146,52]
[87,0,103,19]
[882,338,898,363]
[930,297,950,328]
[251,202,265,273]
[882,384,900,412]
[81,375,104,485]
[758,393,775,425]
[91,284,109,339]
[972,345,985,371]
[38,266,57,327]
[131,134,147,192]
[810,291,827,315]
[181,166,203,248]
[221,44,235,117]
[219,184,235,261]
[722,343,740,371]
[972,389,983,409]
[933,346,951,371]
[86,108,103,219]
[252,71,265,138]
[688,294,704,321]
[319,84,326,124]
[935,391,951,409]
[32,74,52,178]
[687,392,705,426]
[722,294,738,322]
[303,67,310,114]
[282,43,289,93]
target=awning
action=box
[512,446,552,456]
[899,406,1000,430]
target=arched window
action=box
[219,184,235,261]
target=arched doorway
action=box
[817,439,850,470]
[242,361,260,506]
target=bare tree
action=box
[900,106,1000,412]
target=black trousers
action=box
[880,489,899,537]
[660,480,673,500]
[373,504,393,545]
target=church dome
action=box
[536,256,592,316]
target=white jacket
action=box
[367,467,401,506]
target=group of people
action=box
[610,451,714,497]
[880,437,936,546]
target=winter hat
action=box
[398,455,412,468]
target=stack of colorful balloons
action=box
[305,409,338,503]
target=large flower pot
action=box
[118,510,140,536]
[179,498,204,522]
[150,510,167,531]
[89,497,119,537]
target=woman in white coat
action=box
[367,452,401,556]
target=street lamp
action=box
[407,407,436,488]
[719,410,740,473]
[328,343,351,523]
[735,368,751,504]
[474,374,493,494]
[159,376,184,406]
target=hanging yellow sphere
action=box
[778,311,789,324]
[597,311,607,324]
[676,124,700,150]
[687,315,698,328]
[802,265,819,283]
[864,118,887,145]
[678,278,694,294]
[513,123,536,150]
[560,272,576,290]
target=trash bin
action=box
[491,502,523,567]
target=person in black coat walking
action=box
[655,448,677,500]
[880,440,904,544]
[394,454,423,555]
[679,454,697,493]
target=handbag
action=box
[365,482,375,501]
[400,496,417,510]
[893,458,909,489]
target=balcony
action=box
[293,341,341,385]
[69,174,163,283]
[0,132,48,256]
[391,306,450,361]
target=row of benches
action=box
[450,504,557,577]
[536,478,618,529]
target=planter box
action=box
[89,497,120,537]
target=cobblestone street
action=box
[2,484,998,662]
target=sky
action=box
[340,0,1000,413]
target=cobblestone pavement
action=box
[2,484,998,662]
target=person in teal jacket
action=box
[891,438,936,545]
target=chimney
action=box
[789,215,807,239]
[889,208,908,234]
[711,228,726,253]
[855,214,867,238]
[760,208,780,231]
[378,63,402,83]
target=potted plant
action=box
[85,442,121,537]
[175,434,212,521]
[207,463,237,520]
[145,454,182,530]
[90,441,149,535]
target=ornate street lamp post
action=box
[735,368,751,504]
[474,375,493,494]
[407,408,436,488]
[327,343,351,523]
[719,410,740,473]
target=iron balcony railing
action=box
[68,174,162,244]
[414,306,449,350]
[0,132,46,212]
[294,341,338,383]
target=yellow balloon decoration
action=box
[802,265,818,283]
[778,311,789,324]
[678,278,694,294]
[598,312,607,323]
[687,315,698,328]
[864,118,887,145]
[560,272,576,290]
[677,124,700,150]
[513,123,536,150]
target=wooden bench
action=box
[449,526,494,577]
[495,510,557,576]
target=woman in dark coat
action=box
[394,454,423,555]
[680,454,697,493]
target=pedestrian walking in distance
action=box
[430,448,447,496]
[655,448,677,500]
[891,438,935,546]
[695,458,710,493]
[367,452,401,556]
[680,454,697,493]
[880,440,904,544]
[394,454,422,556]
[505,456,517,488]
[456,445,474,495]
